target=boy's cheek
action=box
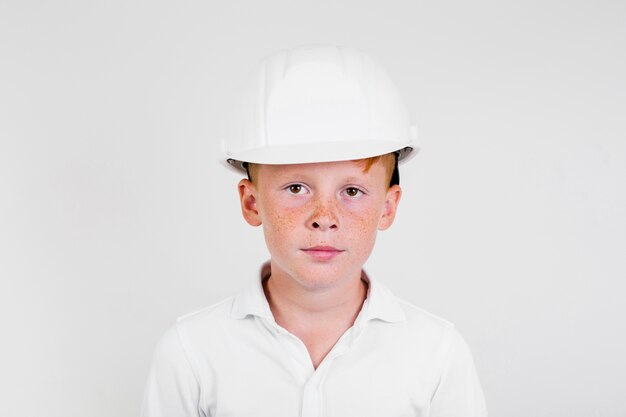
[262,213,300,237]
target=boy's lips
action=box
[301,246,344,261]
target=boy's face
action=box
[238,159,402,290]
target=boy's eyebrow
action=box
[274,173,372,186]
[342,176,369,183]
[272,171,313,182]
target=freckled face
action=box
[238,160,402,290]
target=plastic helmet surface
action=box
[222,45,418,173]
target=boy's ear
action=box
[378,184,402,231]
[238,179,262,227]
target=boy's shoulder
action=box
[175,296,236,328]
[395,296,455,330]
[370,281,459,344]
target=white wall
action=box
[1,1,624,416]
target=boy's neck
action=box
[262,265,368,332]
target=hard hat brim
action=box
[222,140,418,175]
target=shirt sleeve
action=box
[140,324,205,417]
[429,329,488,417]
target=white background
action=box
[1,1,625,416]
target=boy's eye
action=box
[344,187,362,197]
[287,184,305,194]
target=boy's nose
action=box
[308,201,339,231]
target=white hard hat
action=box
[222,45,418,174]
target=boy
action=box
[141,45,487,417]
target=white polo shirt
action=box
[141,264,487,417]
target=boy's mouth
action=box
[301,246,344,261]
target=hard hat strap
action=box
[390,152,400,187]
[243,162,252,182]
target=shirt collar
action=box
[230,261,406,323]
[230,262,275,321]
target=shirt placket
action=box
[260,316,368,417]
[300,325,366,417]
